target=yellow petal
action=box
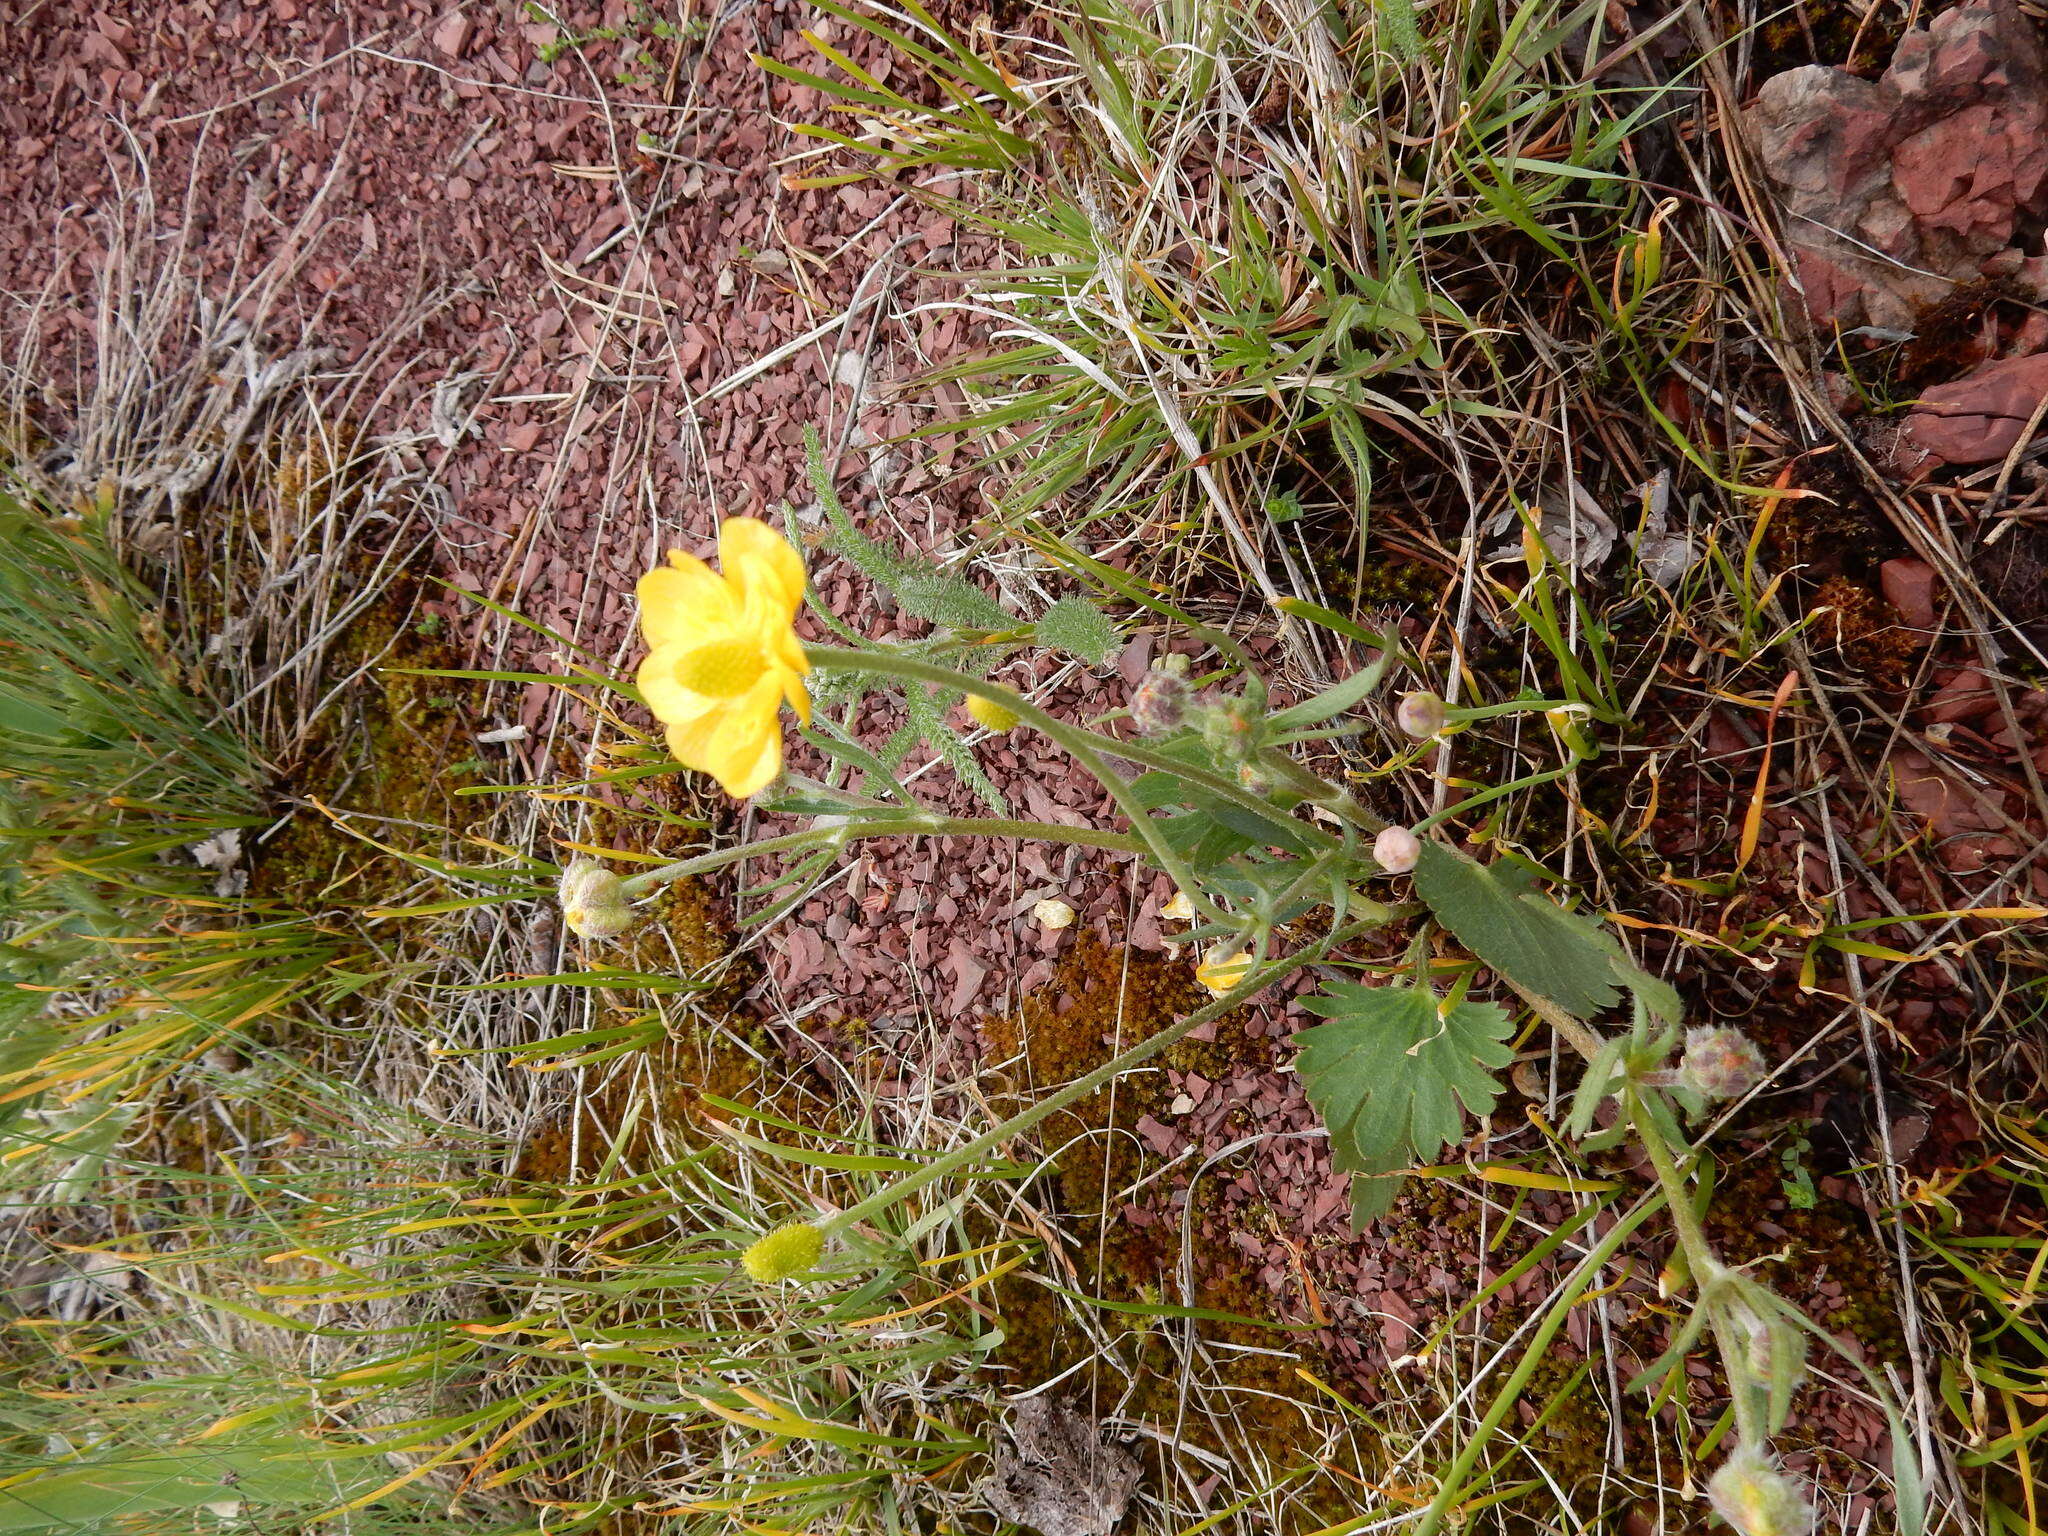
[718,517,806,618]
[714,724,784,799]
[665,675,785,798]
[780,664,812,727]
[638,555,733,649]
[638,647,719,728]
[773,623,809,678]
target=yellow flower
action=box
[965,693,1018,733]
[1195,943,1253,997]
[742,1221,824,1283]
[636,518,810,798]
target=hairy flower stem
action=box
[801,643,1301,925]
[618,816,1145,897]
[1622,1081,1769,1448]
[1623,1086,1718,1283]
[1509,993,1763,1444]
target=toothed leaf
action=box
[1294,982,1515,1229]
[1412,844,1629,1020]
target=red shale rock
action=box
[1750,1,2048,333]
[1899,350,2048,468]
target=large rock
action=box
[1898,351,2048,467]
[1751,3,2048,333]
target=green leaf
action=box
[0,1437,382,1531]
[1266,645,1398,732]
[804,427,1011,633]
[1035,595,1119,664]
[1412,844,1627,1020]
[1294,982,1515,1228]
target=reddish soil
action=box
[5,1,2046,1522]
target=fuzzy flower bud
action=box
[1195,943,1253,998]
[742,1221,825,1284]
[1395,691,1447,739]
[966,693,1019,733]
[1706,1446,1812,1536]
[1129,667,1190,735]
[1199,694,1260,764]
[1373,825,1422,875]
[1237,762,1272,794]
[558,859,635,941]
[1678,1026,1768,1100]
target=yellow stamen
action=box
[673,638,767,698]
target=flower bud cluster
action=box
[1129,666,1190,735]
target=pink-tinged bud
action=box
[1129,668,1190,735]
[1373,825,1421,875]
[1706,1446,1812,1536]
[1678,1026,1767,1100]
[1395,691,1446,739]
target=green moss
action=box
[976,931,1375,1527]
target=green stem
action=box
[1412,754,1591,835]
[1257,748,1386,834]
[1625,1085,1759,1446]
[801,645,1328,844]
[1505,983,1608,1066]
[1412,1192,1664,1536]
[803,644,1242,922]
[618,816,1146,896]
[824,925,1362,1239]
[1623,1086,1716,1281]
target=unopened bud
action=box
[1373,825,1421,875]
[966,693,1019,733]
[1199,695,1260,763]
[742,1221,825,1283]
[1706,1446,1812,1536]
[558,859,634,940]
[1395,691,1447,739]
[1129,668,1190,735]
[1678,1027,1767,1100]
[1237,762,1272,793]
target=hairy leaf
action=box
[1035,594,1120,664]
[1413,844,1632,1020]
[893,573,1012,632]
[1294,982,1515,1225]
[804,426,1010,632]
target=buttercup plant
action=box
[559,507,1927,1530]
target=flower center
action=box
[673,638,768,699]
